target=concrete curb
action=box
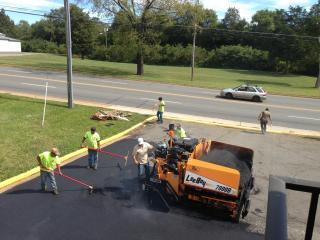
[1,90,319,139]
[163,114,320,139]
[108,105,320,139]
[0,116,155,192]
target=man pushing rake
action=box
[81,126,129,170]
[36,126,128,195]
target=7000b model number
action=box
[216,185,232,193]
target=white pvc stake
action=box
[41,82,48,127]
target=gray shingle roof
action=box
[0,33,21,42]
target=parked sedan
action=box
[220,85,267,102]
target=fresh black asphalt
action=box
[0,138,263,240]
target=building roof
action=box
[0,33,21,42]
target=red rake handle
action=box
[85,147,128,159]
[54,171,93,189]
[98,149,126,159]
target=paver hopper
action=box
[147,138,254,222]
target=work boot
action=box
[52,189,59,195]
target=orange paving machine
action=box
[146,138,254,222]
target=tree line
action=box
[0,0,319,81]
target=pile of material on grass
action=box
[91,110,132,121]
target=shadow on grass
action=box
[0,94,69,109]
[25,61,135,77]
[224,68,298,78]
[236,79,291,87]
[73,65,134,77]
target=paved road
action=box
[0,66,319,131]
[1,121,319,240]
[0,138,263,240]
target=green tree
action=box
[164,2,218,47]
[15,20,32,40]
[31,19,55,41]
[0,9,16,37]
[70,5,95,59]
[305,0,320,87]
[222,7,247,30]
[85,0,186,75]
[251,10,276,32]
[29,5,98,59]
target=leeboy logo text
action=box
[185,175,206,187]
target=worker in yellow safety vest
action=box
[37,147,62,195]
[81,127,101,170]
[156,97,165,124]
[175,123,187,139]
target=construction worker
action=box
[81,127,101,170]
[258,108,272,134]
[36,147,62,195]
[168,127,175,147]
[132,138,154,180]
[175,123,187,139]
[156,97,165,124]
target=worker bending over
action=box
[37,147,62,195]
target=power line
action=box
[205,27,318,40]
[107,21,318,40]
[0,4,50,14]
[3,7,318,41]
[2,9,61,19]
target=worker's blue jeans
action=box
[157,111,163,123]
[40,170,57,191]
[88,149,99,168]
[138,163,150,180]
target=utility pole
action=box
[191,23,197,81]
[64,0,73,108]
[191,0,199,81]
[316,36,320,88]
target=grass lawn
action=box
[0,53,319,98]
[0,93,149,181]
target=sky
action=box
[0,0,316,24]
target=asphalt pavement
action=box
[1,120,319,240]
[0,138,262,240]
[0,66,319,131]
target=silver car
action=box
[220,85,267,102]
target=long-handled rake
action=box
[84,147,129,169]
[54,170,94,194]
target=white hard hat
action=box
[138,137,144,145]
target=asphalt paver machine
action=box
[146,138,254,222]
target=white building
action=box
[0,33,21,53]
